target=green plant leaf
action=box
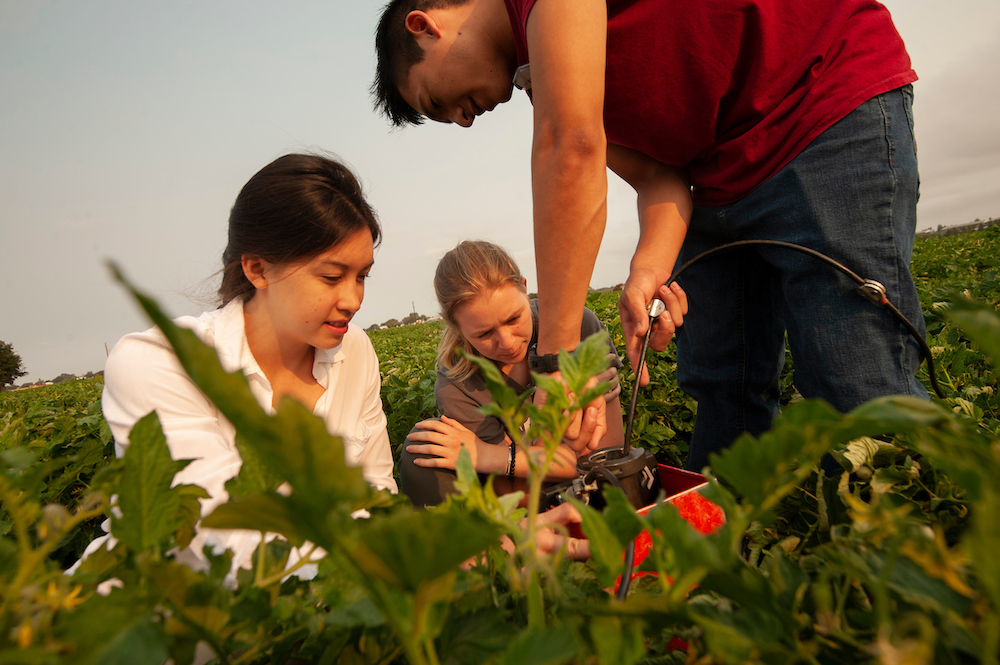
[54,593,171,665]
[642,500,725,579]
[531,374,570,413]
[943,296,1000,367]
[961,485,1000,613]
[225,432,283,499]
[566,496,625,587]
[351,509,502,592]
[849,395,955,432]
[85,617,171,665]
[462,351,530,416]
[174,483,210,551]
[500,623,579,665]
[111,412,192,552]
[558,332,611,394]
[436,609,519,665]
[202,492,306,546]
[589,616,647,665]
[708,400,840,514]
[601,486,648,547]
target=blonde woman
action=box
[401,240,624,506]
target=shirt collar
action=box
[210,299,257,376]
[212,297,347,386]
[315,343,344,367]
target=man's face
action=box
[399,14,513,127]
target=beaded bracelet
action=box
[507,440,516,482]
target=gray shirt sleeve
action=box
[580,307,624,370]
[434,369,509,445]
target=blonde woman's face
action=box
[453,284,533,370]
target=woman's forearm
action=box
[475,436,579,481]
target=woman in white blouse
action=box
[94,153,397,574]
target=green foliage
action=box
[1,231,1000,663]
[368,322,440,481]
[111,412,202,553]
[0,378,113,565]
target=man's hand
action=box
[619,271,688,386]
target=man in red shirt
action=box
[372,0,928,471]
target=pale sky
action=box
[2,0,999,383]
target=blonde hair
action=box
[435,240,527,382]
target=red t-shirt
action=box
[504,0,917,206]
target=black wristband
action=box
[527,343,560,374]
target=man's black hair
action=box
[371,0,472,127]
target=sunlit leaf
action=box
[558,332,611,394]
[352,509,501,592]
[112,412,191,552]
[202,493,306,546]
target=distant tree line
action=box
[917,217,999,239]
[1,339,108,391]
[365,311,431,333]
[10,371,104,390]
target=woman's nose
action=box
[339,284,362,314]
[497,328,515,350]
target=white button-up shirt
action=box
[97,298,397,572]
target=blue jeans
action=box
[676,85,928,472]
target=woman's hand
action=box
[470,503,592,570]
[521,503,592,560]
[406,416,487,471]
[596,353,622,402]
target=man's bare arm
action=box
[607,143,693,386]
[525,0,609,358]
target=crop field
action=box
[2,227,1000,663]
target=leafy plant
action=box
[2,230,1000,663]
[0,378,114,566]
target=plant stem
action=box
[254,544,321,588]
[254,531,267,586]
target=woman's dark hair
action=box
[218,153,381,306]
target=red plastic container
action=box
[628,465,727,577]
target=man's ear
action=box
[241,255,269,290]
[405,10,439,39]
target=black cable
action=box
[633,239,944,402]
[622,322,654,457]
